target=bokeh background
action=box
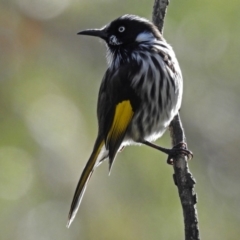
[1,0,240,239]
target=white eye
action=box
[118,26,125,32]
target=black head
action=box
[78,15,162,47]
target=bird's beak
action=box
[77,28,108,40]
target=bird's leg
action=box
[141,140,193,165]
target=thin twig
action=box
[152,1,200,239]
[152,0,169,34]
[169,114,200,240]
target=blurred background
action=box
[0,0,240,239]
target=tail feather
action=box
[67,137,106,227]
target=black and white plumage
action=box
[67,14,191,227]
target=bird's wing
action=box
[97,62,141,171]
[67,62,141,227]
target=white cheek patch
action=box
[109,35,122,45]
[136,32,155,42]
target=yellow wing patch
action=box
[107,100,134,141]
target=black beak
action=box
[77,28,107,40]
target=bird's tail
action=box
[67,136,107,227]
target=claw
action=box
[166,142,193,165]
[141,140,193,165]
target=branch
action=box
[169,114,200,240]
[152,0,169,34]
[152,1,200,239]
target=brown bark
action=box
[152,1,200,239]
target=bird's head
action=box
[78,15,162,48]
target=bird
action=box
[67,14,192,227]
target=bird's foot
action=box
[166,142,193,165]
[141,140,193,165]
